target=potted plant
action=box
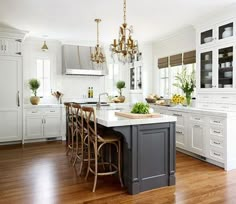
[173,67,196,106]
[116,80,126,103]
[28,78,40,105]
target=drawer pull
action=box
[221,97,229,99]
[213,141,221,145]
[176,131,183,134]
[194,125,200,128]
[221,106,229,109]
[194,118,201,120]
[213,152,221,157]
[173,113,182,117]
[213,130,221,134]
[32,111,38,113]
[213,120,221,124]
[50,110,56,112]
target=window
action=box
[159,63,196,98]
[36,58,51,97]
[106,63,120,95]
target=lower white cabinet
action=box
[24,107,62,142]
[188,122,206,156]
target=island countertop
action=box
[95,107,177,127]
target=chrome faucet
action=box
[96,92,108,109]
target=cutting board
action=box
[115,112,161,119]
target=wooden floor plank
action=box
[0,141,235,204]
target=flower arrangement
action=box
[171,94,185,105]
[173,67,196,106]
[52,91,64,104]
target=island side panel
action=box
[113,122,176,195]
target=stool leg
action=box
[66,125,71,155]
[118,140,124,187]
[73,129,78,166]
[92,142,98,192]
[85,139,91,181]
[109,144,112,172]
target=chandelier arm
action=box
[124,0,126,24]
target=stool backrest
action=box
[72,103,83,130]
[81,106,97,144]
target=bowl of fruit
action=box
[145,94,160,103]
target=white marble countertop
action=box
[24,104,64,108]
[150,104,236,117]
[95,107,177,127]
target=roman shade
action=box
[170,54,182,67]
[158,57,168,69]
[183,50,196,65]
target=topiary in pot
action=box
[116,80,126,103]
[28,78,40,105]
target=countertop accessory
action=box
[115,111,161,119]
[110,0,139,63]
[28,78,40,105]
[204,37,213,43]
[224,71,232,78]
[205,63,212,70]
[116,80,126,103]
[91,19,106,64]
[145,98,156,103]
[222,27,233,39]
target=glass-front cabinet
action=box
[217,46,234,89]
[129,61,142,91]
[198,44,235,90]
[200,51,213,88]
[198,19,235,48]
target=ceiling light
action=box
[91,19,106,64]
[110,0,139,63]
[41,40,48,52]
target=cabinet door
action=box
[176,127,187,150]
[198,49,216,90]
[0,56,22,142]
[43,115,61,137]
[216,20,235,43]
[189,123,206,156]
[25,117,43,139]
[216,44,235,89]
[4,39,21,56]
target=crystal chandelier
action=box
[110,0,139,63]
[91,19,106,64]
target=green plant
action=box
[173,67,196,105]
[116,80,126,96]
[131,102,150,114]
[28,78,40,96]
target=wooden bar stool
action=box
[64,102,75,158]
[71,103,88,175]
[82,106,123,192]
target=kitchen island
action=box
[94,107,177,194]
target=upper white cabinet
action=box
[129,61,142,91]
[198,19,235,48]
[0,38,21,56]
[197,18,236,92]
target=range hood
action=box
[62,44,108,76]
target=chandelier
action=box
[110,0,139,63]
[91,19,106,64]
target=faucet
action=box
[96,92,108,109]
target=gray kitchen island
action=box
[95,107,177,195]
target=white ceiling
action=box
[0,0,236,43]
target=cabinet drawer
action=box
[209,117,224,126]
[44,108,60,115]
[209,137,224,149]
[210,127,224,137]
[26,109,42,115]
[170,111,184,126]
[208,148,224,162]
[190,114,205,123]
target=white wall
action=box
[152,26,196,94]
[23,37,106,104]
[23,37,153,104]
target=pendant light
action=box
[91,19,106,64]
[41,40,48,52]
[110,0,139,63]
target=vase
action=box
[30,96,40,105]
[117,95,125,103]
[185,93,191,106]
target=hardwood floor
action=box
[0,142,236,204]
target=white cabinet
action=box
[0,38,21,56]
[129,61,142,91]
[24,107,62,142]
[189,122,206,156]
[0,56,22,142]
